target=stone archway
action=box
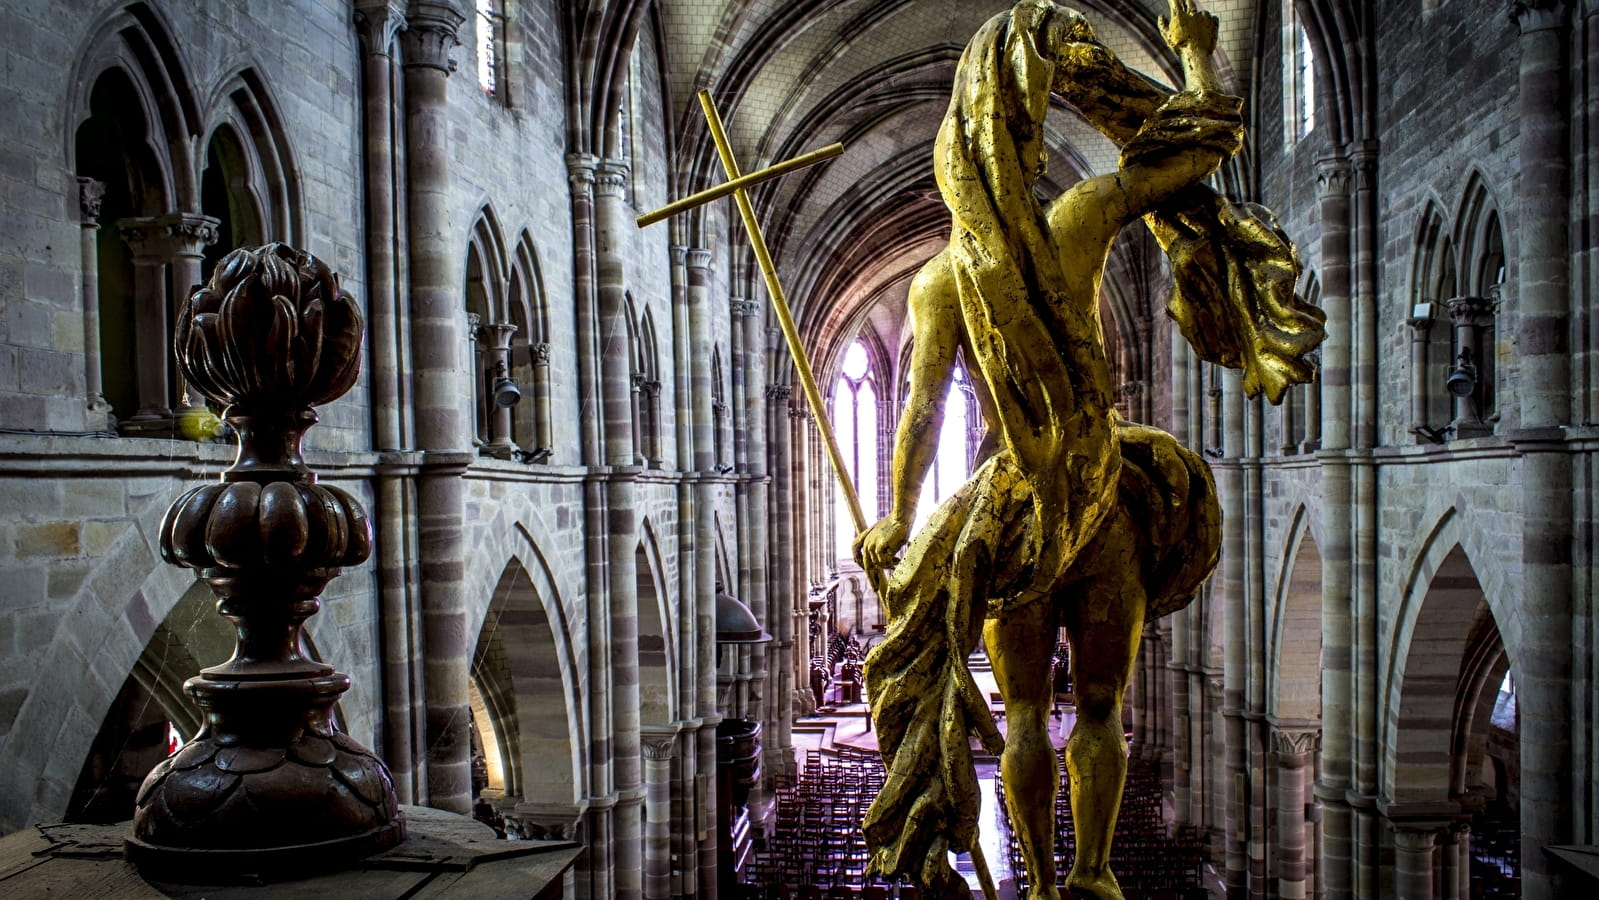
[1387,544,1514,899]
[1269,517,1324,900]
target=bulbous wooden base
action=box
[126,672,405,882]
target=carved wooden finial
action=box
[127,243,404,879]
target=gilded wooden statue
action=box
[853,1,1326,898]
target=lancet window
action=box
[832,341,880,559]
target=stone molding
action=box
[77,177,104,222]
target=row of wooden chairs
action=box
[743,748,906,890]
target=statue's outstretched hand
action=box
[854,513,911,575]
[1161,0,1219,56]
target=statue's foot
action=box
[1064,868,1124,900]
[1025,885,1061,900]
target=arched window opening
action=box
[636,309,664,469]
[1284,1,1316,143]
[1280,273,1322,454]
[712,350,729,469]
[1407,206,1457,442]
[508,234,552,462]
[199,126,265,283]
[1453,181,1504,435]
[475,0,501,98]
[464,211,518,459]
[831,341,879,560]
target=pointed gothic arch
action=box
[1270,507,1324,723]
[636,518,676,726]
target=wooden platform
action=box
[0,807,581,899]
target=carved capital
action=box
[532,340,551,365]
[476,321,518,349]
[767,384,792,402]
[353,2,406,55]
[1446,295,1497,327]
[1510,0,1568,32]
[642,738,676,761]
[401,10,463,72]
[118,213,220,260]
[642,379,661,399]
[1119,380,1144,399]
[1316,158,1353,198]
[566,154,597,191]
[730,298,760,318]
[1271,727,1321,760]
[593,161,630,198]
[630,371,647,390]
[685,248,713,271]
[77,177,105,222]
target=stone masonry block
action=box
[61,480,125,518]
[13,522,80,558]
[80,520,127,557]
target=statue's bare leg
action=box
[984,597,1060,900]
[1059,523,1146,900]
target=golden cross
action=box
[638,91,871,540]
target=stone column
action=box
[1406,312,1435,439]
[1391,826,1438,900]
[532,340,554,455]
[686,248,721,900]
[478,322,519,458]
[163,212,219,413]
[117,218,172,428]
[355,0,418,804]
[1314,156,1355,900]
[1275,728,1319,900]
[1303,351,1322,453]
[1444,296,1495,438]
[1220,369,1248,899]
[594,158,644,900]
[401,3,472,815]
[642,731,676,900]
[1512,5,1575,899]
[77,178,112,425]
[768,382,797,778]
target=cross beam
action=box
[638,91,869,540]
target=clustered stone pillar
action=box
[686,247,722,900]
[595,156,645,900]
[642,732,675,900]
[354,0,422,807]
[1391,825,1438,900]
[400,2,473,815]
[1511,4,1574,898]
[767,381,798,779]
[1274,729,1318,900]
[1313,155,1356,900]
[1219,368,1248,898]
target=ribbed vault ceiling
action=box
[654,0,1261,378]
